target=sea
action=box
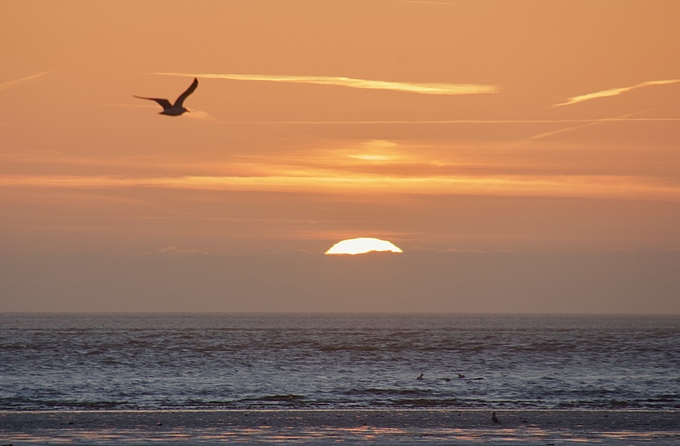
[2,313,679,412]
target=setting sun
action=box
[325,238,403,255]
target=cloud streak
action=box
[153,73,498,96]
[555,79,680,107]
[2,173,679,201]
[0,71,50,92]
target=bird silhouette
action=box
[417,373,424,380]
[135,78,198,116]
[492,412,503,426]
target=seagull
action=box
[492,412,503,426]
[134,77,198,116]
[417,373,424,380]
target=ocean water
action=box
[1,313,679,411]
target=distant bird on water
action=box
[134,77,198,116]
[417,373,424,380]
[492,412,503,426]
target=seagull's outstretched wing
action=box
[174,78,198,108]
[134,96,173,110]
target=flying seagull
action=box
[134,77,198,116]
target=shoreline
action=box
[2,409,679,445]
[3,408,678,428]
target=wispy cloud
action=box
[0,71,50,92]
[153,73,498,96]
[3,173,679,201]
[4,134,680,201]
[555,79,680,107]
[184,109,216,120]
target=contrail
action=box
[512,112,647,149]
[210,117,680,125]
[152,72,498,96]
[528,113,638,141]
[398,1,472,5]
[0,71,50,92]
[554,79,680,107]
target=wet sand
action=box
[1,409,679,445]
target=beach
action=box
[2,409,679,445]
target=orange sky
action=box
[1,0,679,312]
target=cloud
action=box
[153,73,498,96]
[0,71,50,92]
[183,109,216,120]
[554,79,680,107]
[5,132,680,201]
[3,173,680,201]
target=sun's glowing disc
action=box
[325,237,403,255]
